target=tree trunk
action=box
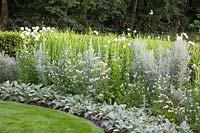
[131,0,138,30]
[0,0,8,28]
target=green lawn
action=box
[0,101,103,133]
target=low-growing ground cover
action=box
[0,101,103,133]
[0,81,192,132]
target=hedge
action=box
[0,32,23,56]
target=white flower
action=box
[168,110,174,113]
[192,64,197,69]
[149,10,153,15]
[20,33,25,39]
[20,27,24,31]
[121,37,126,41]
[31,32,35,36]
[93,30,99,36]
[176,34,182,40]
[33,26,40,32]
[24,31,30,36]
[188,41,195,46]
[47,27,51,31]
[181,33,188,39]
[35,26,40,30]
[51,27,55,31]
[25,27,29,31]
[42,27,47,32]
[34,34,40,41]
[113,38,118,42]
[167,36,170,41]
[127,28,130,31]
[163,105,169,109]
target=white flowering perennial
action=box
[20,26,55,43]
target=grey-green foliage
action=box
[0,81,55,103]
[131,40,157,84]
[0,81,192,133]
[48,43,109,95]
[33,45,50,85]
[0,53,18,83]
[167,39,191,88]
[131,39,190,88]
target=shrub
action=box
[0,32,23,56]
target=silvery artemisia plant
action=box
[130,38,191,89]
[130,40,157,86]
[0,53,18,83]
[48,42,110,95]
[33,44,50,85]
[167,39,191,88]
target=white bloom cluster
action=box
[20,26,55,42]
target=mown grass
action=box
[0,101,103,133]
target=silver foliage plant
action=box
[48,42,110,95]
[33,45,50,85]
[130,38,191,88]
[0,53,18,83]
[0,81,192,133]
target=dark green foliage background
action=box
[4,0,200,33]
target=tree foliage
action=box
[1,0,200,33]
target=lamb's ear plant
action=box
[0,81,193,133]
